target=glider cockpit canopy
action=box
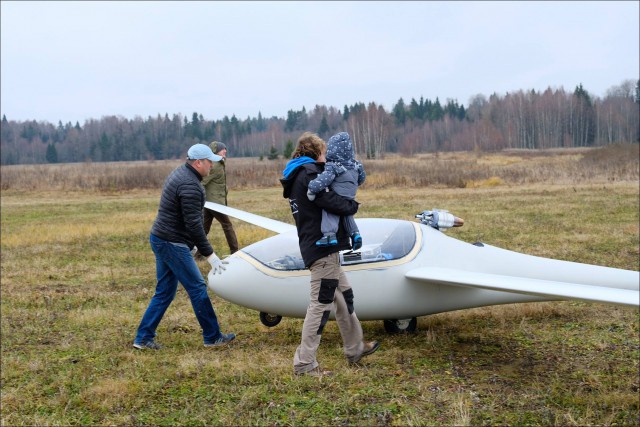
[243,218,418,271]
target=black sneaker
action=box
[204,333,236,347]
[133,340,162,350]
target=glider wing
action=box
[406,267,639,307]
[204,201,296,234]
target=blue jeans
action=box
[134,233,222,345]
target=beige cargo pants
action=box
[293,252,365,374]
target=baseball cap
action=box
[187,144,223,162]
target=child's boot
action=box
[328,233,338,245]
[315,235,329,246]
[316,233,338,246]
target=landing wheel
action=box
[259,312,282,327]
[383,317,417,334]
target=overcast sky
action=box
[1,1,638,124]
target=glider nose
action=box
[206,254,239,293]
[206,253,260,305]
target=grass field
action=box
[1,147,639,426]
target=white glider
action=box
[205,202,639,333]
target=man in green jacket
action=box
[200,141,239,255]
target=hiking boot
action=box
[295,366,334,377]
[133,340,163,350]
[348,341,380,364]
[204,333,236,347]
[351,232,362,250]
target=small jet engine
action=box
[416,209,464,231]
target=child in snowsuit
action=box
[307,131,365,250]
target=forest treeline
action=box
[1,79,638,165]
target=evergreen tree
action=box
[54,120,65,143]
[256,111,267,131]
[221,116,232,141]
[284,139,294,158]
[45,143,58,163]
[317,115,329,137]
[99,132,111,161]
[430,98,444,121]
[230,115,240,139]
[573,84,596,146]
[20,122,37,141]
[343,105,350,121]
[457,104,466,120]
[243,118,252,136]
[392,98,406,125]
[267,145,279,160]
[190,112,202,140]
[285,110,297,132]
[350,102,365,115]
[445,99,462,119]
[409,98,421,120]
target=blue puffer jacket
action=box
[150,163,214,257]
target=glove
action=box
[207,253,228,275]
[307,190,316,201]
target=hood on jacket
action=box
[326,132,355,166]
[282,156,316,179]
[280,158,320,199]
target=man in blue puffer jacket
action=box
[133,144,236,350]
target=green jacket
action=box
[202,159,227,205]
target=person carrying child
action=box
[306,131,365,250]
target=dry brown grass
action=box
[1,144,638,192]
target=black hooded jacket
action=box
[280,162,359,267]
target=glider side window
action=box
[379,222,417,257]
